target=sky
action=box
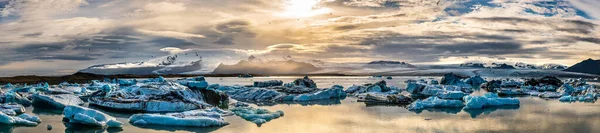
[0,0,599,76]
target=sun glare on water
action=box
[277,0,331,18]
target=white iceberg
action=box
[32,93,84,109]
[407,97,465,110]
[63,105,122,128]
[231,106,284,125]
[463,93,520,109]
[0,112,39,126]
[129,108,229,127]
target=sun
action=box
[277,0,331,18]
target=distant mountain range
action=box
[212,56,321,75]
[564,59,600,75]
[458,62,567,70]
[364,61,415,68]
[73,55,598,77]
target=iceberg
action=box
[286,76,317,88]
[437,91,467,99]
[89,78,219,112]
[231,106,284,125]
[407,97,465,111]
[0,92,32,106]
[32,93,84,109]
[292,85,346,101]
[0,103,26,115]
[0,112,39,126]
[17,114,41,123]
[538,92,563,98]
[254,80,283,87]
[464,75,486,85]
[463,93,520,109]
[345,80,397,95]
[63,105,122,128]
[118,79,137,86]
[357,93,412,104]
[129,108,229,127]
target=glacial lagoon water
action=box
[4,76,600,133]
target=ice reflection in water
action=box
[4,76,600,133]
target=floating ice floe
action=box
[129,108,230,127]
[32,93,84,109]
[216,77,345,104]
[437,91,467,99]
[0,91,32,107]
[538,92,563,98]
[356,92,412,104]
[17,114,41,123]
[345,80,397,95]
[463,93,520,109]
[89,77,223,112]
[0,112,40,126]
[231,106,284,125]
[63,105,122,128]
[407,97,465,111]
[0,103,26,115]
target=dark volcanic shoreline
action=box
[0,72,351,84]
[1,71,598,84]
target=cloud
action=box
[159,47,191,54]
[33,55,96,61]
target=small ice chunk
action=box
[17,114,41,123]
[231,106,284,125]
[63,105,122,127]
[129,108,229,127]
[463,93,520,109]
[407,97,465,111]
[437,91,466,99]
[0,112,39,126]
[32,93,84,109]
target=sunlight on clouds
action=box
[277,0,332,18]
[137,29,206,39]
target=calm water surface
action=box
[5,76,600,133]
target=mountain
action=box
[490,63,516,69]
[79,55,204,75]
[459,62,486,68]
[364,60,414,68]
[212,60,321,75]
[514,62,567,70]
[564,58,600,75]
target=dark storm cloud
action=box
[213,34,235,45]
[469,17,597,35]
[333,25,358,30]
[351,32,567,62]
[22,32,42,37]
[212,19,256,45]
[33,55,96,61]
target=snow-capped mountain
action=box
[79,54,205,75]
[514,62,568,70]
